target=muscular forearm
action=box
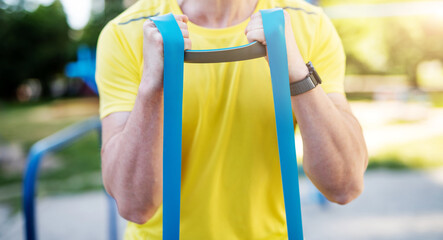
[291,87,368,204]
[100,15,190,224]
[101,82,164,224]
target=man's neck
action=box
[177,0,258,28]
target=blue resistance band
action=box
[151,8,303,240]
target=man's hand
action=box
[141,14,192,91]
[244,10,309,83]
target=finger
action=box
[143,18,156,29]
[246,29,266,45]
[245,16,263,34]
[181,28,189,38]
[176,21,188,29]
[143,24,161,40]
[283,10,291,22]
[184,38,192,50]
[245,23,263,34]
[174,14,188,23]
[250,11,262,20]
[150,31,164,46]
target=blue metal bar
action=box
[97,126,119,240]
[106,192,119,240]
[23,117,102,240]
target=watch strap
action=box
[290,75,317,96]
[290,62,321,96]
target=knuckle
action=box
[174,14,184,21]
[143,19,154,28]
[184,39,192,49]
[179,21,187,29]
[144,28,156,38]
[152,33,163,45]
[246,32,254,40]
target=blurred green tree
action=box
[333,16,443,88]
[80,0,124,47]
[320,0,443,88]
[383,17,443,88]
[0,0,75,99]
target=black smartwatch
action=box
[290,61,322,96]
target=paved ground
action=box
[302,168,443,240]
[1,168,443,240]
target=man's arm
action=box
[101,87,163,224]
[100,15,191,224]
[246,11,367,204]
[292,90,368,204]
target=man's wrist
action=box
[289,61,322,96]
[289,65,309,83]
[139,72,163,98]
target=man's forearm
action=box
[291,87,368,204]
[100,14,191,224]
[101,82,164,224]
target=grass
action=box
[38,132,101,182]
[369,135,443,170]
[0,130,103,213]
[0,98,102,211]
[0,98,99,145]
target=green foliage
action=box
[39,132,101,183]
[0,0,75,99]
[369,135,443,170]
[333,15,443,87]
[322,0,443,87]
[79,0,123,47]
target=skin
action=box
[101,0,368,224]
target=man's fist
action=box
[141,15,192,90]
[245,10,308,83]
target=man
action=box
[96,0,368,239]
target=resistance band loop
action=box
[151,8,303,240]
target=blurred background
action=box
[0,0,442,239]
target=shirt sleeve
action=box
[96,22,141,119]
[310,10,346,94]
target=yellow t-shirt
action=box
[96,0,345,239]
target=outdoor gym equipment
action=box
[22,117,119,240]
[152,8,304,240]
